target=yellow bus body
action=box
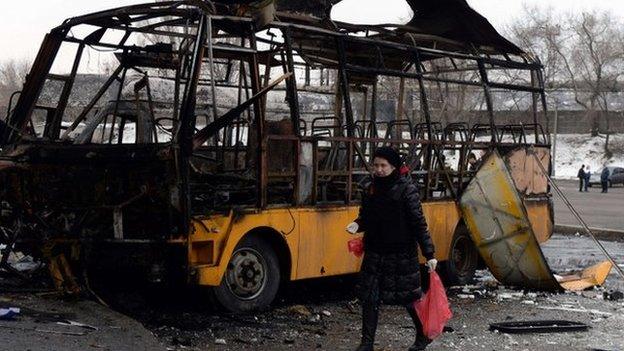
[181,200,551,286]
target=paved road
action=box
[553,179,624,231]
[0,292,166,351]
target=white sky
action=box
[0,0,623,64]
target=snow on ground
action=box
[553,133,624,179]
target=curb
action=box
[554,224,624,242]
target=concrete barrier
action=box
[554,224,624,242]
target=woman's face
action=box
[373,157,395,177]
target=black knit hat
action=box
[373,147,401,169]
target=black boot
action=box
[406,305,432,351]
[356,302,379,351]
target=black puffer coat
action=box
[355,174,435,305]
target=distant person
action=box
[577,165,585,192]
[467,152,481,171]
[601,167,610,193]
[584,166,591,192]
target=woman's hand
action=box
[426,258,438,272]
[346,222,359,234]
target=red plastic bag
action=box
[413,271,452,340]
[347,237,364,257]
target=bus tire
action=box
[212,235,280,313]
[440,231,478,286]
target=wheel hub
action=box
[453,236,471,272]
[225,248,267,300]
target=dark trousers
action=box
[360,276,425,345]
[601,181,608,193]
[579,178,584,191]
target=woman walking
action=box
[346,147,437,351]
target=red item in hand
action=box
[347,237,364,257]
[400,164,410,175]
[413,271,453,340]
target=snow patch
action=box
[553,134,624,179]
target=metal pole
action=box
[476,60,497,143]
[283,28,301,136]
[552,102,558,177]
[207,16,219,147]
[529,148,624,280]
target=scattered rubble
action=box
[489,320,589,334]
[0,307,20,320]
[1,235,623,350]
[286,304,311,317]
[603,290,623,301]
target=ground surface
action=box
[104,234,624,351]
[552,179,624,231]
[2,233,622,351]
[1,179,623,351]
[0,293,166,351]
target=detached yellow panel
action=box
[558,261,613,291]
[506,147,550,195]
[524,200,553,244]
[460,150,612,291]
[460,150,560,290]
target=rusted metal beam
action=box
[414,54,433,200]
[335,38,354,138]
[536,68,550,142]
[396,77,405,138]
[247,34,267,209]
[107,67,128,144]
[206,16,219,138]
[192,73,291,149]
[61,64,124,139]
[3,29,66,144]
[476,59,497,143]
[47,43,85,139]
[283,28,302,136]
[176,14,208,236]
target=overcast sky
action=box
[0,0,623,64]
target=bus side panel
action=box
[194,203,462,285]
[422,201,462,263]
[296,207,362,280]
[193,210,301,285]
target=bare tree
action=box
[506,6,566,90]
[566,12,624,143]
[507,8,624,155]
[0,58,31,116]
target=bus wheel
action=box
[212,236,280,313]
[441,231,478,286]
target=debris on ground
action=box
[2,235,623,350]
[286,304,311,317]
[0,307,20,320]
[489,320,589,334]
[603,290,623,301]
[56,319,98,331]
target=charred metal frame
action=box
[0,1,551,268]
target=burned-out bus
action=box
[0,1,567,312]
